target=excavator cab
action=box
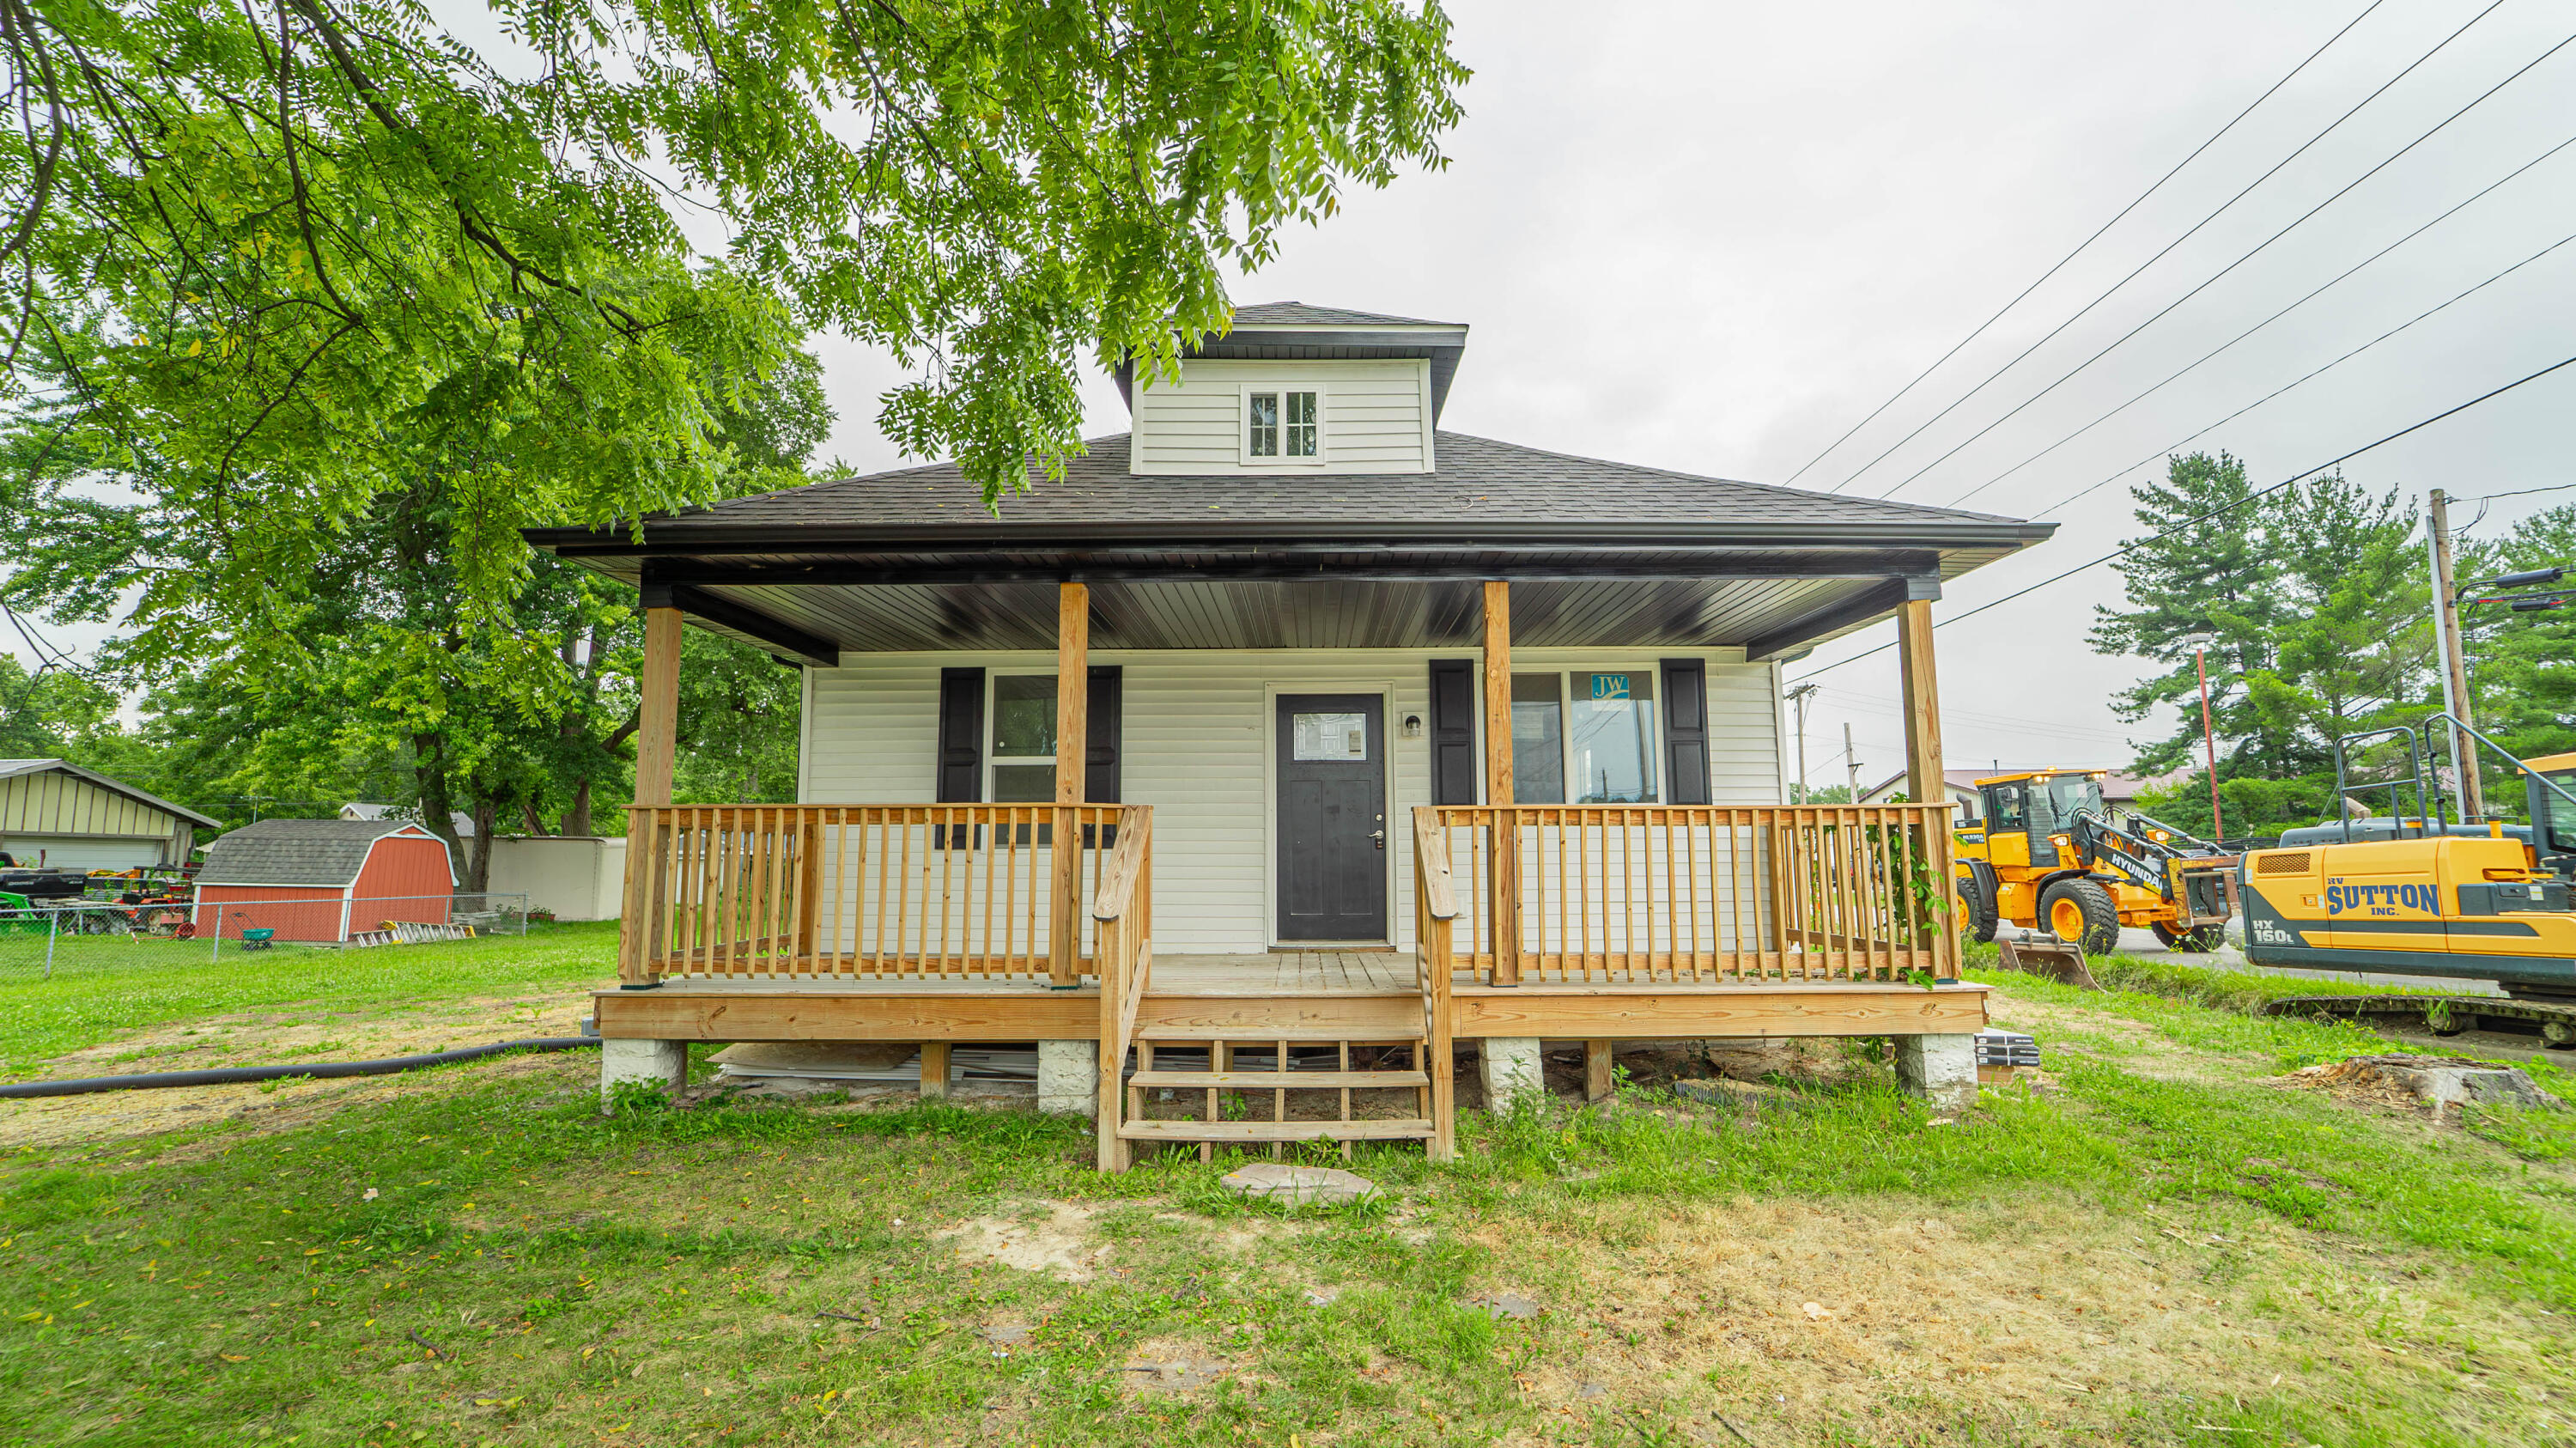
[2527,752,2576,879]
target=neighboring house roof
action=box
[197,818,454,887]
[339,801,477,837]
[0,758,222,830]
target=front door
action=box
[1276,694,1388,941]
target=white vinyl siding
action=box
[1132,358,1432,474]
[803,648,1780,953]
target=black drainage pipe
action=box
[0,1037,603,1099]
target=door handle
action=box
[1370,829,1386,849]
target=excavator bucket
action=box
[1997,937,2101,990]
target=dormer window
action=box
[1244,388,1321,464]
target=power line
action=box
[1941,126,2576,510]
[1870,27,2576,503]
[2462,481,2576,503]
[1772,0,2390,489]
[2024,224,2576,522]
[1822,0,2512,497]
[1787,346,2576,683]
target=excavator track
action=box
[2260,993,2576,1049]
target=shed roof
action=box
[197,818,453,888]
[0,758,222,830]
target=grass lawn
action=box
[2,935,2573,1446]
[0,922,622,1079]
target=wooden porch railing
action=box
[1092,807,1154,1171]
[1424,802,1959,985]
[1410,808,1459,1161]
[618,804,1133,984]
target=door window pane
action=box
[991,676,1056,757]
[1569,672,1656,803]
[1292,713,1370,761]
[1510,674,1564,805]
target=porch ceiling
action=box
[563,543,2010,661]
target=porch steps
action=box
[1134,1025,1415,1043]
[1116,1036,1440,1163]
[1129,1068,1427,1090]
[1117,1118,1437,1143]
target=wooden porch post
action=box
[1050,582,1090,988]
[618,605,683,986]
[1895,597,1959,971]
[1482,581,1521,985]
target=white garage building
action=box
[0,759,220,870]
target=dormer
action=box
[1115,302,1468,476]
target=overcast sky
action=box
[23,0,2576,791]
[793,0,2576,792]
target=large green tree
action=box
[2096,454,2437,838]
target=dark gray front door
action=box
[1276,694,1388,941]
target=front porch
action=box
[593,565,1985,1168]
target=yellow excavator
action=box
[1951,769,2237,957]
[2243,717,2576,1048]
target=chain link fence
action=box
[0,893,530,983]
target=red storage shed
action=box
[193,818,457,943]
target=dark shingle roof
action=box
[618,431,2026,545]
[1228,301,1458,329]
[197,818,449,887]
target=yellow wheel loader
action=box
[1951,769,2238,957]
[2244,716,2576,1048]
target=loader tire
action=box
[1954,872,1998,945]
[2041,879,2120,958]
[2151,921,2226,953]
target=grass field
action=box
[2,934,2573,1446]
[0,922,621,1078]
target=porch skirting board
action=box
[591,972,1991,1045]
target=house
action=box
[193,818,456,941]
[340,800,477,838]
[1861,767,2166,823]
[526,301,2057,1165]
[0,758,219,871]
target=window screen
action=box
[1248,392,1279,457]
[1510,673,1564,804]
[1569,672,1656,803]
[989,676,1056,802]
[1285,392,1318,457]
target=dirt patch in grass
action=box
[937,1200,1117,1281]
[1513,1191,2573,1443]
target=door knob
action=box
[1370,829,1386,849]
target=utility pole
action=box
[1844,721,1861,803]
[2428,489,2484,821]
[2194,645,2224,843]
[1786,683,1817,805]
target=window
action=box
[989,675,1056,803]
[1986,784,2026,831]
[1510,674,1564,804]
[1247,389,1320,460]
[1504,671,1657,805]
[1568,672,1656,804]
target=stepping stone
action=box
[980,1323,1031,1349]
[1218,1163,1377,1206]
[1471,1292,1543,1320]
[1302,1288,1340,1307]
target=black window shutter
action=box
[1428,659,1479,806]
[1661,658,1710,806]
[1084,667,1123,846]
[936,667,984,845]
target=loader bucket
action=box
[1998,937,2102,990]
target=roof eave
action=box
[530,517,2057,557]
